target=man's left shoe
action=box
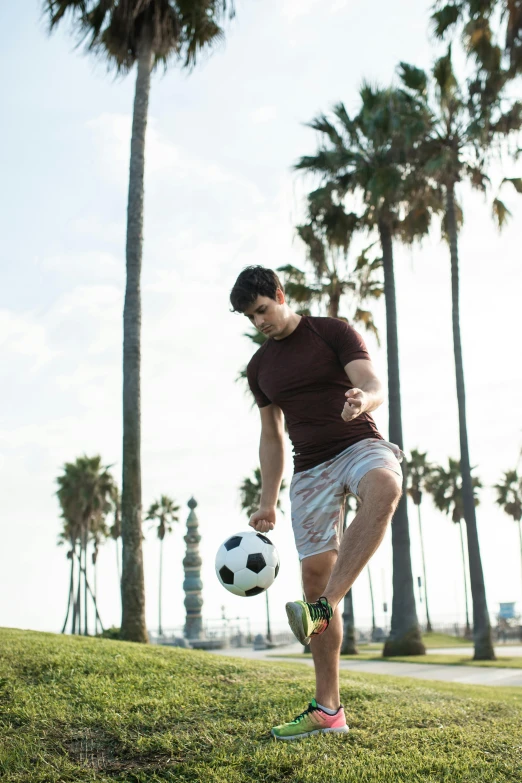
[285,596,333,645]
[271,699,349,741]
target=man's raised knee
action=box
[301,550,337,600]
[359,468,402,511]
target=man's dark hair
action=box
[229,266,284,313]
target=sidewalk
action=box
[209,643,522,687]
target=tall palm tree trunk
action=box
[75,547,82,635]
[83,535,88,636]
[121,31,152,644]
[518,520,522,607]
[341,589,358,654]
[458,521,471,635]
[158,539,163,637]
[94,555,99,636]
[62,548,75,634]
[368,567,377,640]
[78,561,105,633]
[379,219,425,656]
[266,591,272,642]
[446,184,494,659]
[71,545,79,634]
[71,550,78,634]
[327,280,342,318]
[417,504,432,632]
[341,514,358,653]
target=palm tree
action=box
[426,458,482,639]
[432,0,522,78]
[109,487,122,584]
[295,86,439,656]
[45,1,236,643]
[406,449,434,633]
[340,494,360,655]
[290,185,384,335]
[58,516,81,634]
[92,532,103,635]
[367,565,377,641]
[146,495,180,637]
[398,53,521,659]
[495,469,522,606]
[239,468,286,643]
[56,455,118,635]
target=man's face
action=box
[243,291,286,338]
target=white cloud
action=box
[0,310,57,370]
[0,416,83,450]
[68,216,124,246]
[281,0,348,20]
[43,251,123,283]
[87,113,265,205]
[281,0,321,20]
[250,105,278,124]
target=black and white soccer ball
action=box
[215,531,280,597]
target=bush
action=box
[99,626,120,640]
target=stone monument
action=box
[183,497,203,641]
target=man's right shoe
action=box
[271,699,349,741]
[285,596,333,645]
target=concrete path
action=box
[209,643,522,687]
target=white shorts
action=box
[289,438,403,560]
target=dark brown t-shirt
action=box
[247,315,383,473]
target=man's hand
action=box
[341,388,368,422]
[249,506,276,534]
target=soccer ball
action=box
[215,531,280,597]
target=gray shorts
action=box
[289,438,404,561]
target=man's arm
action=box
[249,404,285,533]
[341,359,384,422]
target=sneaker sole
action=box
[285,602,310,645]
[272,726,349,741]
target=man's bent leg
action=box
[323,468,402,610]
[301,550,342,711]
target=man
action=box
[230,266,403,741]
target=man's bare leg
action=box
[300,468,402,710]
[302,550,341,711]
[323,469,402,609]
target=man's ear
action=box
[276,288,285,305]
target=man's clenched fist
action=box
[341,388,367,422]
[249,507,276,534]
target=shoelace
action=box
[291,703,318,724]
[309,597,332,625]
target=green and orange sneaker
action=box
[271,699,349,741]
[285,596,333,645]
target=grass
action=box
[331,632,522,668]
[417,632,479,649]
[355,631,497,652]
[1,628,522,782]
[276,652,522,668]
[350,654,522,669]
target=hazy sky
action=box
[1,0,521,639]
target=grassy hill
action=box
[1,628,522,782]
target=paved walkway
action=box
[209,643,522,687]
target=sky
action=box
[1,0,521,640]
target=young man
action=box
[230,266,403,741]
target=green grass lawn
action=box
[340,632,522,668]
[1,628,522,782]
[418,632,479,648]
[353,654,522,669]
[356,631,495,652]
[278,652,522,669]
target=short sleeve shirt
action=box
[247,315,383,473]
